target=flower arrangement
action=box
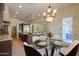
[47,32,52,37]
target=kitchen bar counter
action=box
[0,35,12,41]
[0,35,12,56]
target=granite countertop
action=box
[0,35,12,41]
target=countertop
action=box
[0,35,12,41]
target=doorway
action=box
[11,26,17,38]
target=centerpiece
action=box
[47,32,52,38]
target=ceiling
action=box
[6,3,78,22]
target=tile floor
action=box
[12,38,25,56]
[12,39,79,56]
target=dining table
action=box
[31,35,56,56]
[24,35,63,56]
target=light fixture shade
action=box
[43,12,46,16]
[46,17,53,22]
[42,4,57,22]
[48,7,52,12]
[53,9,57,13]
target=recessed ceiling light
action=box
[16,12,18,14]
[18,5,22,8]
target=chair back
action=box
[60,40,79,56]
[19,33,28,42]
[23,43,42,56]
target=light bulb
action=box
[52,13,55,16]
[43,12,46,16]
[46,17,53,22]
[53,9,57,13]
[48,8,51,12]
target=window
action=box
[23,25,30,33]
[62,17,73,43]
[19,24,30,33]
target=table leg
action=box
[51,48,54,56]
[45,48,48,56]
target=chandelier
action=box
[43,4,57,22]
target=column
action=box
[0,3,4,35]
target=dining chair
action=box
[59,40,79,56]
[19,33,28,42]
[23,42,42,56]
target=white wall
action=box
[49,4,79,40]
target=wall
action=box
[9,17,27,38]
[31,20,49,33]
[49,4,79,40]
